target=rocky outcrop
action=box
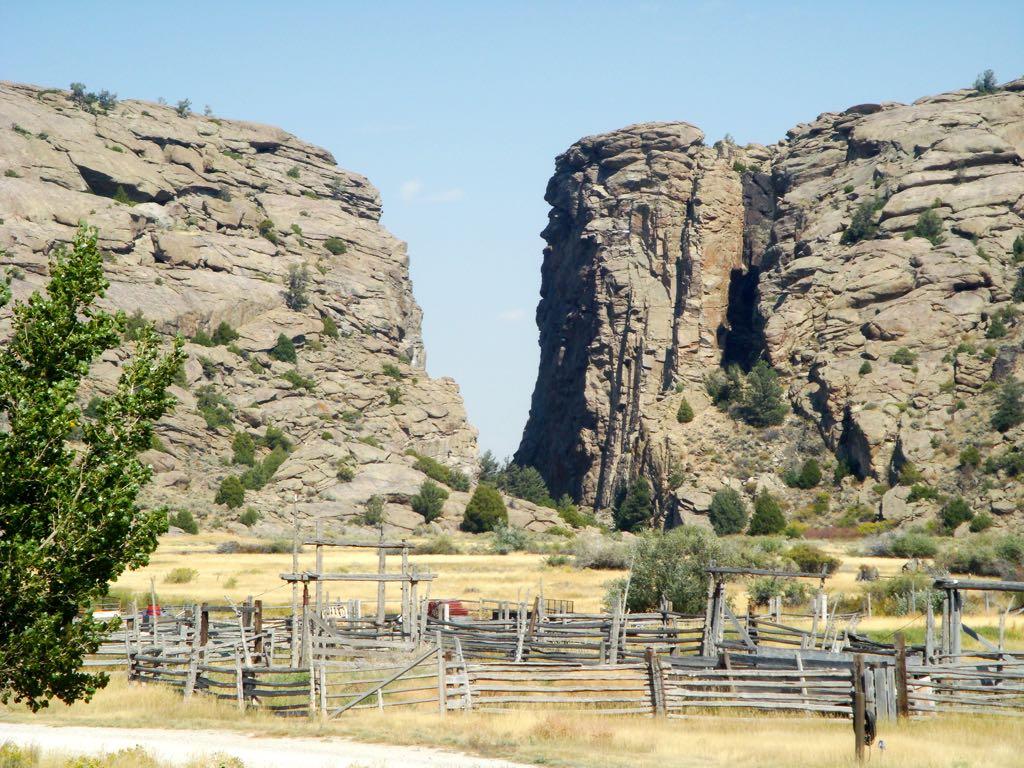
[519,78,1024,527]
[0,81,484,532]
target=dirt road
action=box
[0,722,532,767]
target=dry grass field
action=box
[4,674,1023,768]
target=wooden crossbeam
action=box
[279,572,436,583]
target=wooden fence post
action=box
[253,599,264,665]
[895,632,910,719]
[646,648,665,717]
[436,631,448,715]
[235,649,245,712]
[852,655,866,763]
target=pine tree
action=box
[709,488,748,535]
[613,478,654,533]
[748,491,786,535]
[676,398,694,423]
[992,378,1024,432]
[0,226,184,710]
[461,484,508,532]
[738,360,788,427]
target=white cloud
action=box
[398,179,463,205]
[497,308,528,323]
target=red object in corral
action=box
[428,599,469,619]
[145,604,162,617]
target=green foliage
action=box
[416,534,461,555]
[411,452,469,491]
[888,530,938,558]
[676,398,694,423]
[112,186,134,206]
[891,347,917,366]
[705,365,744,408]
[335,461,355,482]
[324,237,348,255]
[191,328,215,347]
[748,491,785,535]
[286,165,301,179]
[863,572,942,616]
[841,199,880,244]
[940,496,973,532]
[938,532,1024,577]
[269,333,297,363]
[970,512,995,533]
[783,458,822,489]
[987,314,1008,339]
[386,386,402,405]
[164,567,198,584]
[491,525,530,555]
[321,314,339,339]
[239,508,260,527]
[0,226,186,710]
[709,487,748,535]
[168,509,198,535]
[196,385,232,430]
[122,309,149,341]
[68,82,117,113]
[362,495,385,527]
[174,98,191,117]
[912,208,945,245]
[556,494,595,528]
[833,460,852,484]
[898,462,923,485]
[215,475,245,508]
[211,322,238,345]
[736,360,787,427]
[282,369,315,391]
[973,69,998,94]
[748,577,807,607]
[495,463,555,507]
[1014,234,1024,262]
[382,362,403,379]
[992,378,1024,432]
[785,543,840,574]
[284,264,309,311]
[411,480,448,523]
[959,445,981,469]
[613,478,654,533]
[257,219,278,244]
[859,361,872,376]
[231,431,256,466]
[461,484,508,532]
[906,483,940,503]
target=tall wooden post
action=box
[376,535,387,627]
[925,602,935,662]
[895,632,910,719]
[852,654,866,763]
[290,509,300,667]
[199,603,209,647]
[254,599,264,664]
[401,545,410,638]
[315,520,323,617]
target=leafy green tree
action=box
[270,333,297,363]
[748,491,786,535]
[363,495,385,527]
[231,431,255,466]
[613,478,654,533]
[709,487,748,535]
[737,360,787,427]
[784,458,822,489]
[941,497,974,532]
[973,69,998,94]
[912,208,945,245]
[992,378,1024,432]
[461,484,507,532]
[215,476,245,508]
[168,509,198,535]
[676,398,694,423]
[840,199,879,245]
[211,322,238,345]
[0,226,184,710]
[411,480,448,523]
[284,264,309,311]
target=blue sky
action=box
[2,1,1021,458]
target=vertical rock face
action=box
[520,79,1024,525]
[515,123,766,508]
[0,81,479,531]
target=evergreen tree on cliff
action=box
[737,360,788,427]
[0,226,184,710]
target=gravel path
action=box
[0,722,532,768]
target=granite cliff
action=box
[517,76,1024,531]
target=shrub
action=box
[239,508,261,527]
[324,237,347,255]
[284,264,310,310]
[321,314,339,339]
[676,398,694,423]
[912,208,945,246]
[748,491,786,535]
[411,480,448,522]
[491,525,530,554]
[363,495,385,527]
[785,543,840,574]
[282,369,316,390]
[270,333,297,363]
[416,534,460,555]
[386,386,402,405]
[859,361,872,376]
[891,347,917,366]
[232,431,256,466]
[974,69,998,94]
[959,445,981,469]
[572,532,633,569]
[215,475,245,508]
[497,463,555,507]
[705,365,744,408]
[546,554,572,567]
[898,462,923,485]
[411,452,469,490]
[888,530,938,558]
[168,509,198,534]
[992,378,1024,432]
[906,483,940,503]
[196,385,233,430]
[336,462,355,482]
[709,487,747,535]
[191,328,215,347]
[175,98,191,117]
[864,572,942,616]
[216,539,293,555]
[557,495,596,528]
[286,165,301,179]
[987,314,1008,339]
[461,484,507,532]
[736,360,787,427]
[970,512,995,533]
[382,362,403,379]
[841,199,879,244]
[940,496,973,532]
[784,458,822,489]
[164,567,198,584]
[212,321,239,345]
[613,478,654,532]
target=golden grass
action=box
[4,674,1022,768]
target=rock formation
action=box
[0,82,564,534]
[518,77,1024,529]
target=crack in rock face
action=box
[518,79,1024,528]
